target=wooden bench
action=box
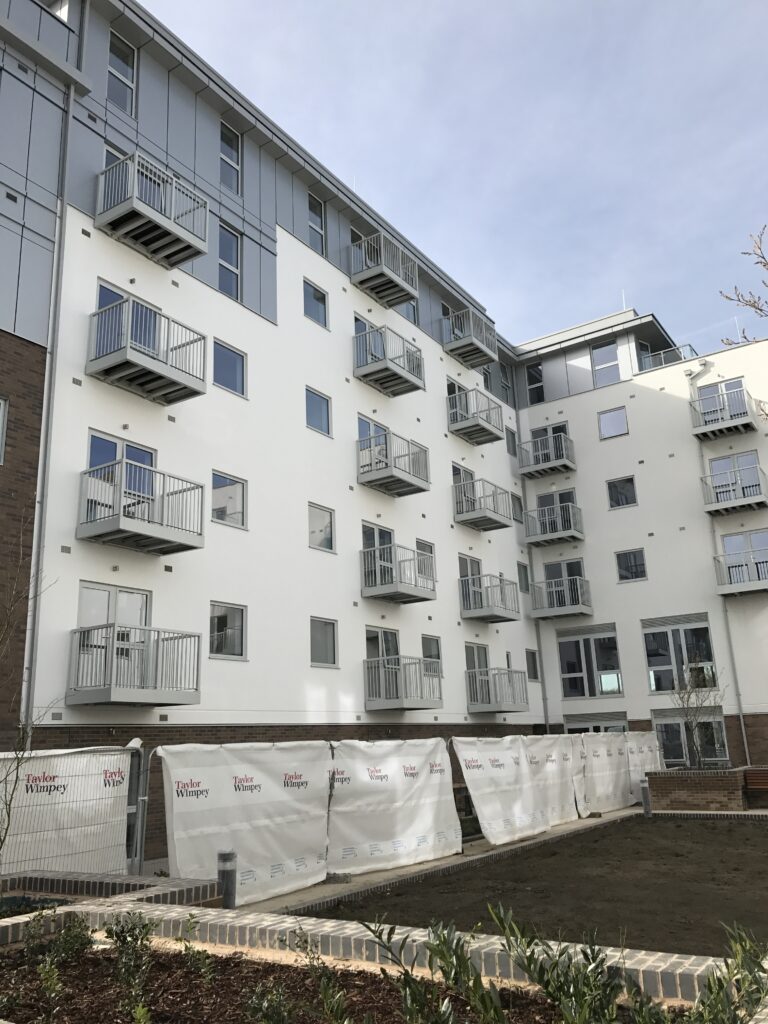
[744,768,768,790]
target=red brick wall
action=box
[0,332,46,747]
[647,769,746,811]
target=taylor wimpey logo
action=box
[402,763,418,779]
[545,753,557,764]
[283,772,308,790]
[367,766,389,783]
[429,761,446,775]
[488,756,505,770]
[25,771,67,796]
[103,768,125,788]
[174,778,209,799]
[329,768,351,785]
[232,774,261,794]
[463,757,484,771]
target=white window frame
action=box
[559,634,623,698]
[218,224,241,300]
[616,548,647,582]
[308,502,335,553]
[510,492,523,523]
[212,339,247,398]
[209,601,247,661]
[598,406,628,440]
[308,192,326,256]
[310,616,338,668]
[305,386,332,437]
[0,397,7,465]
[211,470,247,530]
[303,278,328,328]
[107,31,136,117]
[643,622,716,694]
[421,634,443,677]
[220,122,241,194]
[397,298,418,326]
[607,475,637,509]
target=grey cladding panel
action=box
[0,71,32,178]
[256,143,275,226]
[259,248,277,323]
[241,234,260,314]
[167,72,196,173]
[325,203,343,270]
[28,91,63,197]
[292,177,309,245]
[194,99,219,192]
[15,230,53,343]
[0,221,22,334]
[274,160,294,233]
[80,12,108,96]
[136,54,168,152]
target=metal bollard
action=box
[640,778,652,818]
[217,849,237,909]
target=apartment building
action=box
[0,0,765,770]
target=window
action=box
[511,493,523,523]
[303,280,327,327]
[397,298,418,325]
[421,635,442,677]
[655,717,727,767]
[213,340,246,396]
[218,225,241,300]
[643,623,715,692]
[517,562,530,594]
[505,428,517,457]
[591,340,620,387]
[104,147,123,170]
[308,193,325,255]
[482,366,492,392]
[720,529,768,584]
[598,406,628,439]
[310,617,337,667]
[305,387,331,435]
[499,362,515,407]
[708,451,760,504]
[212,472,246,528]
[107,32,135,115]
[416,539,435,584]
[308,503,334,551]
[0,397,7,465]
[220,123,241,193]
[559,634,622,697]
[526,362,544,405]
[210,603,245,659]
[607,476,637,509]
[525,649,539,681]
[616,549,646,582]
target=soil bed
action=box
[315,818,768,957]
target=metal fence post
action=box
[218,850,237,909]
[640,778,652,818]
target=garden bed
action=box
[314,817,768,957]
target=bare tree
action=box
[721,226,768,345]
[668,661,725,769]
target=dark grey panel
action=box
[0,220,21,333]
[241,234,260,314]
[22,195,56,238]
[15,229,53,343]
[255,140,274,226]
[66,117,103,214]
[194,98,220,196]
[28,89,63,196]
[135,51,167,152]
[0,69,32,177]
[259,248,277,323]
[274,160,294,232]
[80,9,108,95]
[291,176,309,246]
[167,71,195,173]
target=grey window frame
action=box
[511,492,523,523]
[591,340,620,388]
[397,298,418,326]
[655,715,728,767]
[643,622,715,694]
[220,122,241,194]
[616,548,647,582]
[107,31,136,117]
[310,616,338,668]
[308,502,335,552]
[303,279,328,328]
[211,470,247,529]
[505,427,517,457]
[305,386,332,436]
[517,561,530,594]
[598,406,628,440]
[421,634,443,677]
[209,601,247,661]
[559,634,622,698]
[218,224,241,300]
[607,476,637,509]
[0,397,7,465]
[212,339,247,397]
[527,362,544,405]
[525,648,539,681]
[308,192,326,256]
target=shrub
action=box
[105,911,157,1015]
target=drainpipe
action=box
[518,470,550,731]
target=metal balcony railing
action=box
[447,389,503,431]
[68,623,201,704]
[453,479,512,520]
[353,326,424,393]
[531,576,591,612]
[89,298,206,382]
[690,388,757,432]
[638,345,698,371]
[364,656,442,709]
[702,466,767,507]
[714,550,768,588]
[357,432,430,486]
[440,309,498,368]
[466,668,528,712]
[360,544,436,596]
[350,232,418,306]
[459,574,519,617]
[524,503,583,541]
[518,433,576,472]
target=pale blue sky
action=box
[146,0,767,351]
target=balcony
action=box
[360,544,436,604]
[76,460,204,555]
[715,550,768,595]
[690,388,760,440]
[637,344,698,372]
[466,668,529,714]
[440,309,498,368]
[531,577,592,618]
[702,466,768,514]
[364,656,443,710]
[86,298,206,405]
[459,574,520,622]
[357,431,430,496]
[3,0,88,90]
[518,433,576,477]
[350,231,418,307]
[353,325,424,396]
[95,152,209,268]
[453,479,512,531]
[447,389,504,445]
[67,624,201,706]
[525,503,584,545]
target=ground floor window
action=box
[654,716,728,767]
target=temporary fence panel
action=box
[523,735,580,827]
[626,732,662,803]
[326,738,461,874]
[453,736,548,845]
[157,742,332,906]
[579,733,632,815]
[0,746,132,875]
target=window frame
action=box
[517,562,530,594]
[211,470,247,530]
[505,427,517,457]
[209,601,247,661]
[525,648,539,681]
[305,386,332,437]
[107,31,136,117]
[310,616,338,668]
[655,716,728,767]
[212,339,247,397]
[308,502,335,553]
[218,224,241,300]
[220,122,241,195]
[511,492,523,523]
[559,633,623,698]
[591,340,620,388]
[598,406,628,440]
[421,634,443,677]
[526,362,544,405]
[308,192,326,256]
[0,397,7,465]
[303,278,328,328]
[607,475,637,509]
[643,622,715,693]
[616,548,647,582]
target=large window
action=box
[656,718,727,767]
[218,225,241,300]
[210,602,245,659]
[308,193,325,255]
[598,406,628,439]
[616,548,647,582]
[107,32,136,115]
[305,387,331,435]
[0,397,7,465]
[607,476,637,508]
[212,472,246,528]
[308,503,334,551]
[559,634,622,697]
[213,340,246,396]
[643,622,715,692]
[721,529,768,584]
[310,617,337,667]
[526,363,544,405]
[421,635,442,677]
[220,123,241,193]
[304,280,327,327]
[591,341,620,387]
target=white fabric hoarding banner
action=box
[326,738,461,874]
[157,742,332,906]
[453,736,548,845]
[0,746,132,875]
[523,735,579,827]
[626,732,662,803]
[580,733,632,814]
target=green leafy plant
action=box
[105,911,157,1016]
[291,924,358,1024]
[132,1005,152,1024]
[50,913,94,962]
[36,952,63,1023]
[424,921,505,1024]
[244,981,293,1023]
[174,913,214,985]
[23,909,52,964]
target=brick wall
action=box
[0,332,46,746]
[647,769,746,812]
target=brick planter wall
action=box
[647,769,746,812]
